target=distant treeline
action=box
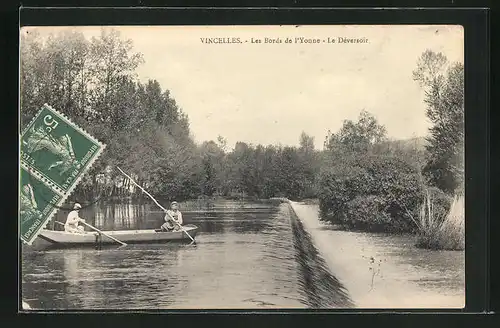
[20,28,464,238]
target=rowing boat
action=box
[38,224,199,247]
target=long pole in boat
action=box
[55,221,127,246]
[116,166,196,243]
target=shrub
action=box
[318,153,425,232]
[343,195,394,231]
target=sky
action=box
[22,25,464,149]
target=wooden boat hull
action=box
[38,224,199,247]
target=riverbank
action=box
[288,201,465,309]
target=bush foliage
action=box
[318,154,426,232]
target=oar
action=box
[116,166,196,243]
[163,210,195,241]
[55,221,127,247]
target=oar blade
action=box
[81,221,126,247]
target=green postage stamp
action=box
[19,166,63,244]
[20,104,106,245]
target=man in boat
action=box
[161,201,183,231]
[65,203,86,233]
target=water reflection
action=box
[359,233,465,294]
[22,200,311,309]
[23,245,197,309]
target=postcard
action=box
[20,25,465,310]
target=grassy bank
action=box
[315,188,464,251]
[415,193,465,250]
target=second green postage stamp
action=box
[19,166,64,244]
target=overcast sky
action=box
[23,25,464,149]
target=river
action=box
[21,199,464,309]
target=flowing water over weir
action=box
[287,205,354,308]
[22,200,351,309]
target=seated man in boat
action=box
[65,203,86,234]
[161,201,183,231]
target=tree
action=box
[261,145,280,198]
[278,147,304,200]
[217,135,228,153]
[298,132,319,198]
[20,27,200,201]
[231,142,257,196]
[20,29,92,125]
[86,28,145,140]
[325,110,387,153]
[299,131,315,154]
[412,50,448,88]
[413,50,464,194]
[199,140,227,196]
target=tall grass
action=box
[415,190,465,250]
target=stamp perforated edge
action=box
[19,166,66,246]
[20,103,53,138]
[21,103,107,190]
[22,163,69,195]
[21,103,103,145]
[20,161,64,196]
[20,201,64,246]
[20,103,107,245]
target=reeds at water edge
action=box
[415,191,465,251]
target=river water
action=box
[21,199,464,310]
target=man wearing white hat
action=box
[64,203,86,233]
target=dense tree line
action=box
[20,28,321,202]
[21,29,197,200]
[198,133,320,200]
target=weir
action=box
[285,202,354,308]
[284,200,465,309]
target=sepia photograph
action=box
[19,25,465,310]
